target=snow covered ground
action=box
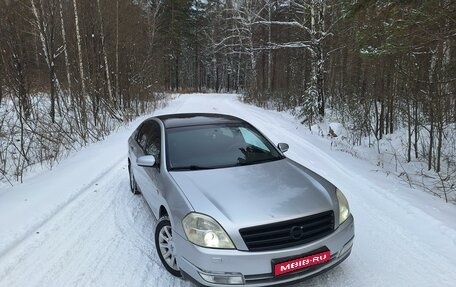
[0,93,455,287]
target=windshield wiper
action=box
[170,165,214,171]
[236,156,284,166]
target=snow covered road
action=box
[0,94,455,287]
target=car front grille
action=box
[239,211,335,251]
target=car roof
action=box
[155,113,246,129]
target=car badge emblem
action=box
[290,226,304,239]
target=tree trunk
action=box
[267,2,272,94]
[436,120,443,173]
[115,0,120,109]
[310,0,325,116]
[414,99,419,159]
[194,0,200,91]
[59,0,72,99]
[175,55,179,90]
[379,100,384,140]
[72,0,87,133]
[407,100,412,163]
[30,0,57,123]
[428,107,434,171]
[96,0,114,107]
[316,45,325,116]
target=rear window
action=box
[166,124,283,170]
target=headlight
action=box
[336,188,350,224]
[182,213,235,249]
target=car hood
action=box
[170,158,336,229]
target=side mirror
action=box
[277,143,289,153]
[137,155,156,167]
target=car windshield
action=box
[166,124,284,171]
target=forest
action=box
[0,0,455,200]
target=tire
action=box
[155,216,181,277]
[128,161,141,195]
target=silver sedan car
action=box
[128,113,354,286]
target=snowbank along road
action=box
[0,94,455,287]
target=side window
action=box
[136,121,161,162]
[137,123,150,149]
[144,122,161,161]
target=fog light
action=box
[339,239,354,257]
[199,271,244,285]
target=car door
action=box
[128,122,144,184]
[134,120,162,217]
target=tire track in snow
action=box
[0,160,190,287]
[0,162,125,286]
[112,178,163,266]
[0,155,126,261]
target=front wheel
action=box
[155,216,181,277]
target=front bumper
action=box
[175,215,354,286]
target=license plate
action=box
[273,250,331,276]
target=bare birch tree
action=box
[72,0,87,133]
[96,0,114,107]
[30,0,60,122]
[59,0,72,99]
